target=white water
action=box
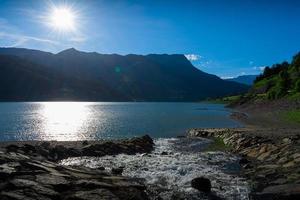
[61,138,250,200]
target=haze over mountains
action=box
[0,47,249,101]
[226,75,258,85]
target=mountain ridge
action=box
[226,75,258,85]
[0,47,249,101]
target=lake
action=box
[0,102,240,141]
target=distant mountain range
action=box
[226,75,258,85]
[0,47,249,101]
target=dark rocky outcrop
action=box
[3,135,154,161]
[0,135,154,200]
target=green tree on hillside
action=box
[278,70,290,89]
[292,52,300,72]
[296,79,300,93]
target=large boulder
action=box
[191,177,211,193]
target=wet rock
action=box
[40,141,51,149]
[252,184,300,200]
[277,157,288,164]
[282,161,295,168]
[191,177,211,193]
[160,151,168,155]
[66,189,119,200]
[0,139,149,200]
[0,163,18,178]
[292,153,300,159]
[96,166,105,170]
[22,144,36,153]
[111,167,124,175]
[239,157,250,165]
[187,127,300,198]
[5,144,19,153]
[35,174,69,187]
[1,191,37,200]
[257,151,271,161]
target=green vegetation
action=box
[205,95,240,104]
[255,53,300,100]
[233,52,300,104]
[205,137,231,151]
[281,110,300,124]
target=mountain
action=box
[0,55,123,101]
[226,75,258,85]
[0,47,249,101]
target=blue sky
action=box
[0,0,300,78]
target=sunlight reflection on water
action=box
[0,102,241,141]
[40,102,92,141]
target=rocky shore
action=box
[0,135,154,200]
[188,128,300,200]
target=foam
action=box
[61,138,250,199]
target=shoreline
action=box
[188,127,300,199]
[0,104,299,199]
[0,135,154,200]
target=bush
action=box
[278,70,290,89]
[267,87,286,100]
[296,79,300,92]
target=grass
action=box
[281,110,300,124]
[205,137,232,152]
[287,92,300,100]
[204,95,240,104]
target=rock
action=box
[97,166,105,171]
[111,167,124,175]
[82,140,89,146]
[294,157,300,163]
[1,191,36,200]
[257,151,271,161]
[239,157,250,165]
[5,144,19,152]
[66,189,119,200]
[282,138,293,144]
[277,157,288,164]
[191,177,211,193]
[35,174,69,187]
[0,163,18,178]
[40,141,51,149]
[0,136,154,200]
[270,178,288,185]
[160,151,168,155]
[22,144,36,153]
[292,153,300,159]
[252,184,300,200]
[282,161,295,168]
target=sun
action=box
[48,7,77,32]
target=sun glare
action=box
[48,7,77,32]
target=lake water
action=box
[0,102,240,141]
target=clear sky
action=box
[0,0,300,78]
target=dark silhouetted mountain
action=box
[0,47,249,101]
[226,75,258,85]
[0,55,124,101]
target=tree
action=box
[296,79,300,93]
[292,52,300,72]
[278,70,290,89]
